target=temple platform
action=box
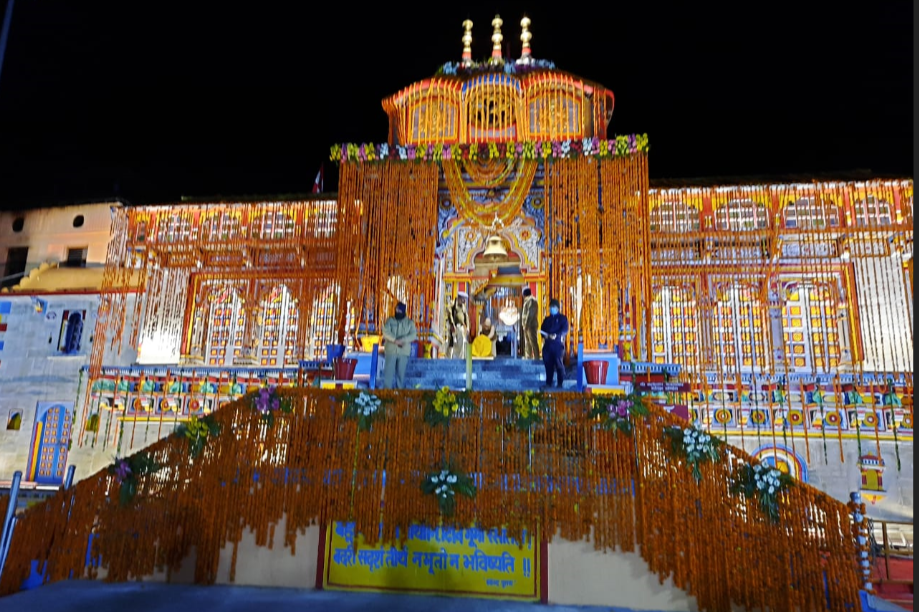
[403,357,579,391]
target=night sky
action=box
[0,1,913,209]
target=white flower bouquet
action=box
[730,462,795,523]
[663,425,725,482]
[421,467,477,516]
[342,390,387,431]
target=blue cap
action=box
[396,302,407,314]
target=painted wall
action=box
[0,203,117,277]
[729,436,913,523]
[0,293,139,484]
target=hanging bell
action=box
[481,235,509,262]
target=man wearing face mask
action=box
[382,301,417,389]
[540,298,569,389]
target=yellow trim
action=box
[28,422,43,481]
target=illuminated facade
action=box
[0,18,912,521]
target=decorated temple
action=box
[0,18,912,608]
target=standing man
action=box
[382,302,417,389]
[520,287,539,359]
[442,295,456,358]
[540,298,569,389]
[452,295,470,359]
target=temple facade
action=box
[0,18,912,520]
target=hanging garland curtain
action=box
[544,156,651,356]
[338,161,440,335]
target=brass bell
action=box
[481,235,509,262]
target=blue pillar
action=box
[63,465,76,490]
[576,342,584,392]
[369,343,379,390]
[0,470,22,581]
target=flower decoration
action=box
[175,414,220,459]
[510,389,548,430]
[730,462,795,523]
[330,136,649,165]
[663,426,725,483]
[107,452,162,507]
[424,386,474,427]
[250,385,293,428]
[421,467,477,516]
[342,390,387,431]
[588,392,650,436]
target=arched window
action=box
[58,310,86,354]
[6,411,21,431]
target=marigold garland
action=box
[1,389,866,612]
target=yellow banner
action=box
[324,522,539,600]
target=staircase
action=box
[403,357,579,391]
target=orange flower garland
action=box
[0,389,864,612]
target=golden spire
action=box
[519,16,532,62]
[462,19,473,66]
[490,14,504,63]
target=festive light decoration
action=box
[1,389,865,612]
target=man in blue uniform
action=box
[540,298,568,389]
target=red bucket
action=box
[333,358,357,381]
[583,360,609,385]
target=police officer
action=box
[382,302,417,389]
[540,298,568,388]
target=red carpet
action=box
[874,556,914,611]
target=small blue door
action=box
[28,402,73,485]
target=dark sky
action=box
[0,1,913,209]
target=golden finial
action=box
[462,19,473,66]
[519,16,532,63]
[491,14,504,63]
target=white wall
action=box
[547,533,700,611]
[853,256,913,373]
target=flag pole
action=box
[0,0,15,90]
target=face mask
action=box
[395,312,406,320]
[550,306,559,316]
